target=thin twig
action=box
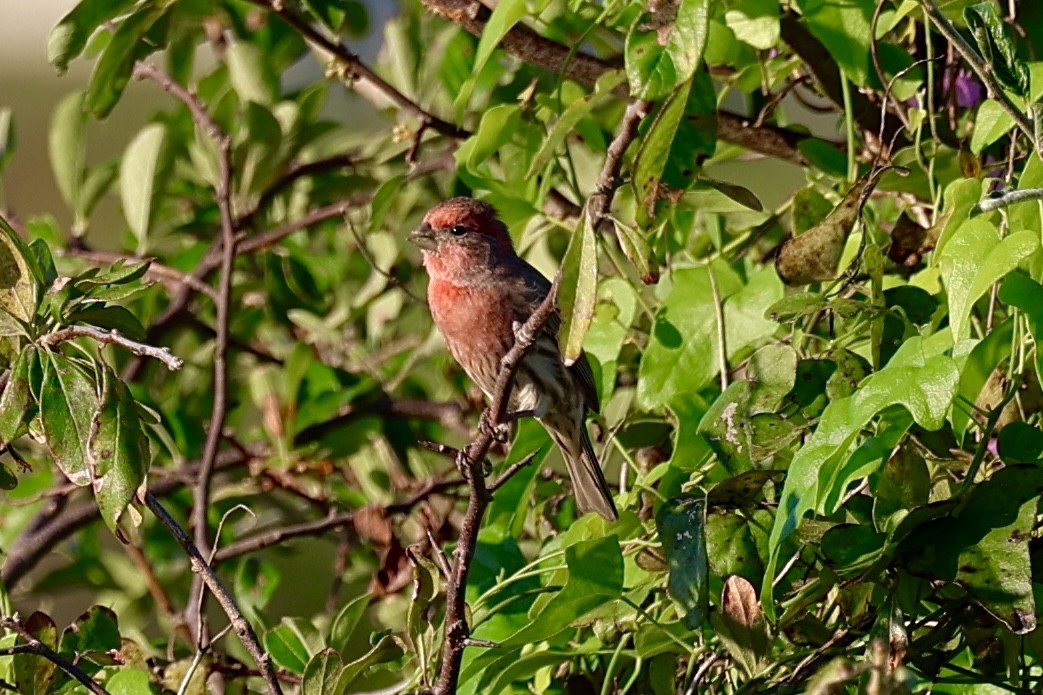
[38,325,183,370]
[212,479,462,562]
[243,0,467,139]
[144,492,283,695]
[488,450,540,492]
[433,277,561,695]
[0,616,111,695]
[918,0,1036,147]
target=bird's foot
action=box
[479,410,512,444]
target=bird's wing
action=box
[514,259,601,413]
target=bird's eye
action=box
[450,224,468,236]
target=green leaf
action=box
[705,511,763,583]
[48,0,140,73]
[626,0,711,100]
[634,78,693,212]
[939,219,1039,340]
[746,344,797,414]
[0,215,40,326]
[0,347,37,446]
[227,41,279,105]
[614,219,659,284]
[527,71,624,179]
[657,494,708,628]
[763,337,959,617]
[86,3,171,118]
[106,668,156,695]
[264,618,324,674]
[699,382,756,474]
[13,612,58,695]
[79,158,120,223]
[327,594,369,652]
[39,351,98,486]
[473,0,526,83]
[585,277,639,401]
[558,210,599,366]
[68,304,147,341]
[970,100,1016,154]
[898,465,1043,634]
[997,422,1043,464]
[998,272,1043,392]
[336,633,398,685]
[725,0,781,50]
[76,258,152,288]
[0,462,16,490]
[302,649,346,695]
[956,494,1037,632]
[463,104,520,175]
[90,366,150,532]
[639,266,727,409]
[871,447,930,534]
[797,0,872,84]
[965,2,1030,96]
[406,547,439,654]
[60,605,121,661]
[119,123,167,250]
[503,535,623,645]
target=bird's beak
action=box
[409,222,437,250]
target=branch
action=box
[213,478,463,562]
[37,325,184,370]
[0,616,110,695]
[433,276,561,695]
[243,0,467,139]
[918,0,1036,146]
[132,62,238,630]
[144,493,283,695]
[971,187,1043,216]
[420,0,820,165]
[589,99,651,224]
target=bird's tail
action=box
[546,416,618,521]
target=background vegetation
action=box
[1,0,1043,693]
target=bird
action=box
[410,197,618,521]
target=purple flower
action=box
[944,67,986,109]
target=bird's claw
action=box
[479,411,511,444]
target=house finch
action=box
[410,197,618,521]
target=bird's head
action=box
[410,197,515,280]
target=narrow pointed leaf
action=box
[558,210,599,365]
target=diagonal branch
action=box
[132,62,238,634]
[144,493,283,695]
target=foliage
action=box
[1,0,1043,693]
